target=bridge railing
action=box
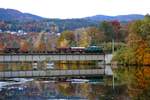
[0,53,105,62]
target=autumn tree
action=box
[57,32,69,48]
[33,33,46,52]
[113,15,150,65]
[86,27,105,45]
[0,42,4,53]
[60,30,76,47]
[19,39,30,53]
[74,28,91,47]
[99,21,114,42]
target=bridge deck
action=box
[0,67,113,78]
[0,53,105,62]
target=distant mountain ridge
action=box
[0,8,144,22]
[0,8,43,21]
[85,14,144,21]
[0,8,145,32]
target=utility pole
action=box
[44,35,48,53]
[112,39,115,54]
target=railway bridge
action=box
[0,53,105,62]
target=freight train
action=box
[0,46,103,54]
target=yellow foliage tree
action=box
[20,39,30,52]
[79,32,90,47]
[34,40,46,52]
[60,39,68,48]
[135,40,149,65]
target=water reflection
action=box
[0,62,100,71]
[0,80,108,100]
[0,62,33,71]
[1,63,150,100]
[114,66,150,100]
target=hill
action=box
[0,8,43,21]
[0,8,144,22]
[85,14,144,22]
[0,8,145,32]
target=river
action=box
[0,60,150,100]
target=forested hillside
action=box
[0,8,144,32]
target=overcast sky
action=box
[0,0,149,19]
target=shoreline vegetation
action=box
[112,15,150,66]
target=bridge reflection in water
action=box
[0,66,112,78]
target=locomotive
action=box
[1,46,103,54]
[57,46,103,53]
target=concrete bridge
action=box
[0,53,105,62]
[0,66,113,79]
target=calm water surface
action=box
[0,62,150,100]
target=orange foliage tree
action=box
[19,39,30,53]
[0,42,4,53]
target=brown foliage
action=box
[0,42,4,52]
